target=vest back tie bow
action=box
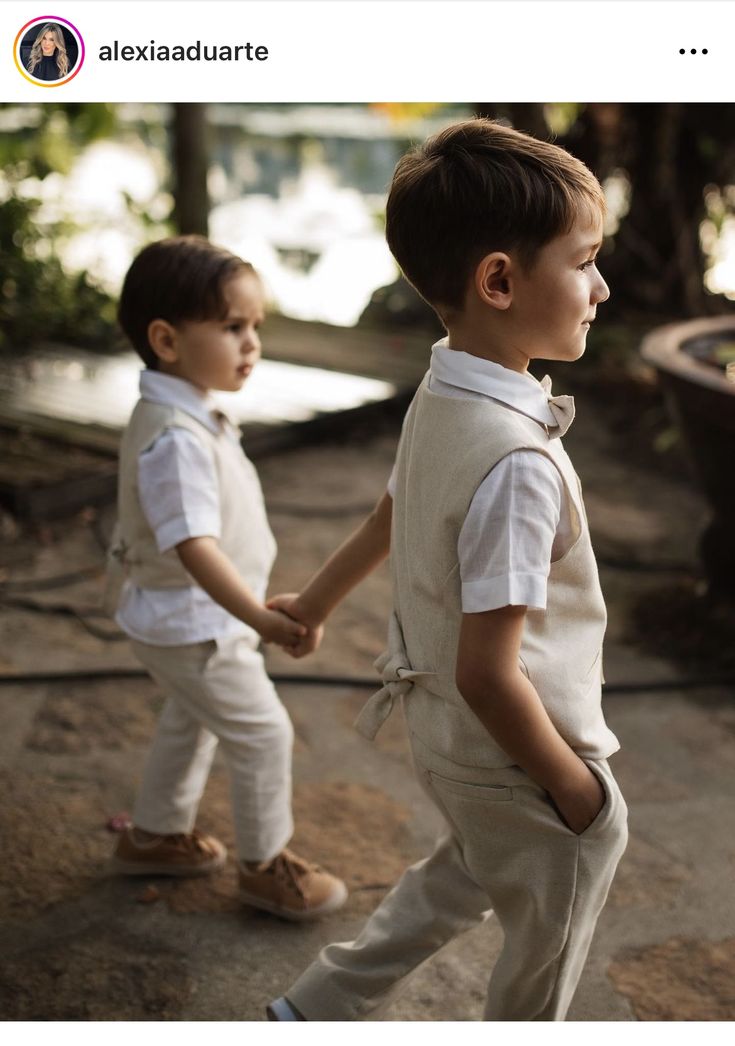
[354,615,439,741]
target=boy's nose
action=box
[242,333,261,357]
[593,273,610,304]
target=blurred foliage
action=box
[0,194,116,351]
[544,103,581,137]
[0,104,119,353]
[0,103,117,178]
[370,103,445,124]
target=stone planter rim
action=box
[640,315,735,396]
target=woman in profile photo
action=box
[25,23,69,81]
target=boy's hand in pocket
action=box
[552,766,606,835]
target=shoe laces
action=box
[166,830,215,856]
[268,849,320,901]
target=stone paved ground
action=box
[1,394,734,1023]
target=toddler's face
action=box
[510,212,610,364]
[165,272,265,393]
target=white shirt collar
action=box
[430,337,557,428]
[139,370,225,435]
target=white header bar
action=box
[3,1,732,102]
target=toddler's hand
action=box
[258,607,308,648]
[283,622,325,659]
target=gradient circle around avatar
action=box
[14,16,85,87]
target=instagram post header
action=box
[2,1,733,101]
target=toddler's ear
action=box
[147,319,179,365]
[474,253,512,311]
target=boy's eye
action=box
[227,323,243,333]
[578,260,596,272]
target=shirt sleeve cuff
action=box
[461,572,548,613]
[155,514,221,553]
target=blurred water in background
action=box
[0,348,396,433]
[13,104,468,328]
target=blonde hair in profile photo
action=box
[28,23,69,78]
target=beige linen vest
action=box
[357,374,619,766]
[109,399,276,603]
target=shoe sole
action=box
[107,853,227,877]
[239,879,348,922]
[266,998,304,1021]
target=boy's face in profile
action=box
[509,211,610,364]
[153,272,266,392]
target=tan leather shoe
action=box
[239,848,347,921]
[109,827,227,876]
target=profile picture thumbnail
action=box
[14,16,85,86]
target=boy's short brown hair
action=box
[386,118,606,320]
[118,235,255,368]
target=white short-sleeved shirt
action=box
[387,340,576,612]
[116,371,251,645]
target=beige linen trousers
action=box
[131,633,294,863]
[287,729,627,1020]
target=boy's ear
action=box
[474,252,513,310]
[147,319,179,364]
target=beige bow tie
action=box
[211,408,233,430]
[540,374,575,438]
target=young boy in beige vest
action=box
[267,119,628,1019]
[107,235,347,920]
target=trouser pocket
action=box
[542,758,623,839]
[426,770,514,804]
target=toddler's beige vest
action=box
[357,374,620,766]
[110,399,276,602]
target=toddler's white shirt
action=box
[388,340,576,612]
[116,371,251,645]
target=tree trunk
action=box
[171,103,210,236]
[473,103,548,141]
[600,104,709,317]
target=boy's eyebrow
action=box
[224,312,263,322]
[581,241,602,253]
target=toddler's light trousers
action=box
[287,731,628,1021]
[130,633,294,863]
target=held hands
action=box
[266,592,324,658]
[172,537,319,652]
[550,764,606,836]
[258,606,310,649]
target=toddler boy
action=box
[267,119,628,1018]
[107,235,347,921]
